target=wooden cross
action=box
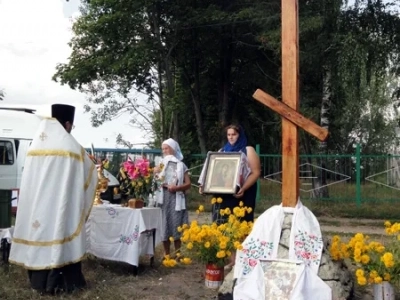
[252,0,328,207]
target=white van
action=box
[0,107,120,213]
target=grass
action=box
[0,246,218,300]
[186,179,400,220]
[3,180,400,299]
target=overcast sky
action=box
[0,0,149,148]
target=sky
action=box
[0,0,149,148]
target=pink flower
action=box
[248,259,258,267]
[301,252,311,259]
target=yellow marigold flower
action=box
[360,254,370,264]
[384,273,391,281]
[384,220,391,227]
[233,207,241,217]
[377,246,385,253]
[219,242,227,249]
[162,260,170,267]
[217,197,223,203]
[224,208,231,215]
[355,269,364,277]
[198,205,204,212]
[187,242,193,250]
[182,224,189,229]
[204,241,211,248]
[169,236,174,242]
[385,227,393,235]
[162,258,177,267]
[354,233,364,241]
[247,207,252,214]
[177,226,182,232]
[369,270,378,279]
[176,252,181,257]
[211,197,217,204]
[381,252,394,268]
[374,276,383,284]
[216,250,226,258]
[182,257,192,265]
[239,201,244,207]
[368,277,374,284]
[357,276,367,286]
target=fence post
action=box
[356,144,361,207]
[256,144,260,202]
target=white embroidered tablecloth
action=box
[86,205,163,267]
[0,227,14,243]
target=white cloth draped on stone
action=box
[9,118,98,270]
[154,154,186,211]
[233,201,331,300]
[198,151,250,187]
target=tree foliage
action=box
[54,0,400,155]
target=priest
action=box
[9,104,98,294]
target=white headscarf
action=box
[155,139,186,210]
[162,138,183,161]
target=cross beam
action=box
[252,89,328,141]
[253,0,328,207]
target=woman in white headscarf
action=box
[154,138,191,257]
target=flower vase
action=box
[205,263,224,289]
[373,281,395,300]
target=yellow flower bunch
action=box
[163,197,253,268]
[330,221,400,286]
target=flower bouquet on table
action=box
[120,157,154,205]
[330,221,400,288]
[162,197,254,268]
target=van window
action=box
[0,141,14,165]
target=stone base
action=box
[218,213,354,300]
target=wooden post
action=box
[281,0,300,207]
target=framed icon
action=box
[163,161,178,185]
[202,152,242,194]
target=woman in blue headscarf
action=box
[200,124,261,223]
[199,124,260,271]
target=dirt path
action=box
[188,212,386,236]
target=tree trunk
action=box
[217,31,233,137]
[312,70,331,199]
[191,26,207,154]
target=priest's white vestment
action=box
[9,118,97,270]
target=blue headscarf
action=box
[222,125,248,154]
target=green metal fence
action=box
[187,146,400,205]
[98,146,400,205]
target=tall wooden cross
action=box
[253,0,329,207]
